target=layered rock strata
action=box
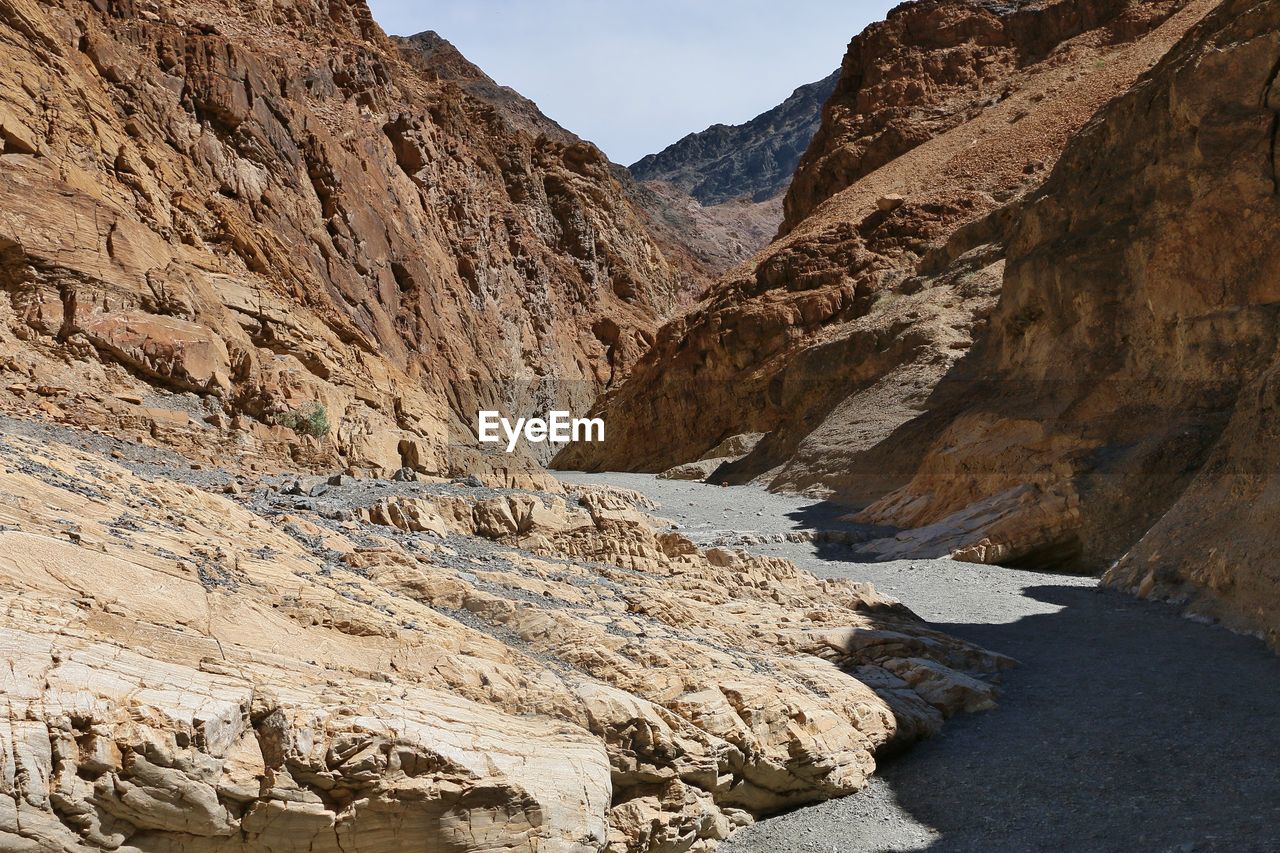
[856,0,1280,648]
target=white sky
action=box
[366,1,897,165]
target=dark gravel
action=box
[556,472,1280,853]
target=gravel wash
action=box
[556,472,1280,853]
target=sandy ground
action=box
[556,472,1280,853]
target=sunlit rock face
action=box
[0,0,686,480]
[0,430,1010,850]
[557,0,1208,498]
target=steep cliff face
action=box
[0,0,682,481]
[858,0,1280,646]
[620,179,783,283]
[557,0,1209,488]
[394,29,712,301]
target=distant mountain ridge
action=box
[629,71,840,206]
[399,33,836,278]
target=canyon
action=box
[560,0,1215,484]
[3,0,1280,849]
[0,0,1005,849]
[563,0,1280,647]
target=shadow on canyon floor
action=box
[781,499,895,549]
[740,581,1280,852]
[897,582,1280,850]
[556,471,1280,851]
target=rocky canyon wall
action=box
[0,0,684,483]
[556,0,1211,497]
[858,0,1280,647]
[780,0,1194,232]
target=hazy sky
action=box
[366,1,897,165]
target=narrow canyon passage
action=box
[556,473,1280,853]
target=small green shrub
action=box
[271,401,331,438]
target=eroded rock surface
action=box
[558,0,1211,503]
[0,0,684,480]
[856,0,1280,647]
[0,419,1009,851]
[781,0,1192,232]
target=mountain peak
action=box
[630,70,839,206]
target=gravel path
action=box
[556,472,1280,853]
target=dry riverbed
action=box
[556,472,1280,853]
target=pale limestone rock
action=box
[698,434,764,462]
[0,431,1008,851]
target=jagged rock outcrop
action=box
[395,30,576,142]
[394,30,715,294]
[0,0,683,480]
[781,0,1195,233]
[624,72,839,277]
[557,0,1212,498]
[856,0,1280,647]
[657,433,765,483]
[0,424,1010,851]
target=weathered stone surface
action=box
[0,0,684,479]
[557,0,1213,503]
[392,28,715,297]
[657,434,764,482]
[657,458,732,482]
[781,0,1193,233]
[856,0,1280,647]
[0,425,1008,851]
[699,434,764,462]
[623,177,785,281]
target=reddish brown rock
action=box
[558,0,1212,495]
[781,0,1195,233]
[858,0,1280,648]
